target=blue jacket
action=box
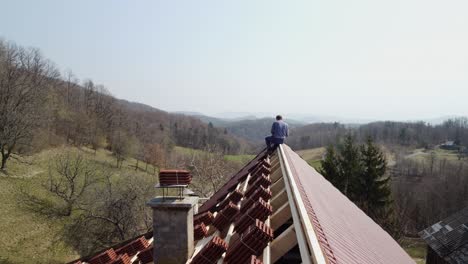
[271,120,289,139]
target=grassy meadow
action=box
[400,238,427,264]
[173,146,255,165]
[296,147,326,170]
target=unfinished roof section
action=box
[419,207,468,263]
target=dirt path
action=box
[1,169,44,179]
[405,150,426,159]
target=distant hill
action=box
[172,110,468,146]
[204,112,376,124]
[222,118,305,142]
[110,100,254,154]
[212,112,273,120]
[173,111,205,116]
[192,115,232,127]
[174,112,306,142]
[286,114,375,124]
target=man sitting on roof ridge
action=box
[265,115,289,151]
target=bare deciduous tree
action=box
[19,151,101,217]
[144,143,166,174]
[45,152,101,216]
[0,40,59,169]
[63,173,153,255]
[188,145,234,197]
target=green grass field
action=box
[405,147,466,163]
[224,154,255,164]
[0,148,79,263]
[400,237,426,264]
[296,147,325,170]
[174,146,255,165]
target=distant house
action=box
[440,141,459,151]
[419,207,468,264]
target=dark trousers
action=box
[265,136,284,150]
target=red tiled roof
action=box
[193,211,214,226]
[194,223,208,241]
[191,236,228,264]
[282,145,415,264]
[88,249,118,264]
[212,201,240,231]
[215,189,244,211]
[234,198,272,234]
[136,246,153,264]
[115,237,149,257]
[108,253,131,264]
[245,174,271,197]
[70,233,153,264]
[225,219,273,263]
[240,186,272,214]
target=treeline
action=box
[317,129,468,238]
[289,119,468,150]
[0,39,251,169]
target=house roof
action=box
[72,145,414,264]
[419,207,468,264]
[283,145,414,264]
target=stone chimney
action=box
[147,196,198,264]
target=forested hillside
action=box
[0,39,252,170]
[223,118,305,142]
[188,115,305,142]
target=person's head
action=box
[276,115,283,121]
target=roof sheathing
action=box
[282,145,415,264]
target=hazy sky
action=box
[1,0,468,120]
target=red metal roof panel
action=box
[282,145,415,264]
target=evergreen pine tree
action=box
[338,133,361,198]
[320,145,343,190]
[320,135,395,234]
[357,137,391,219]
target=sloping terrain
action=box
[0,147,156,263]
